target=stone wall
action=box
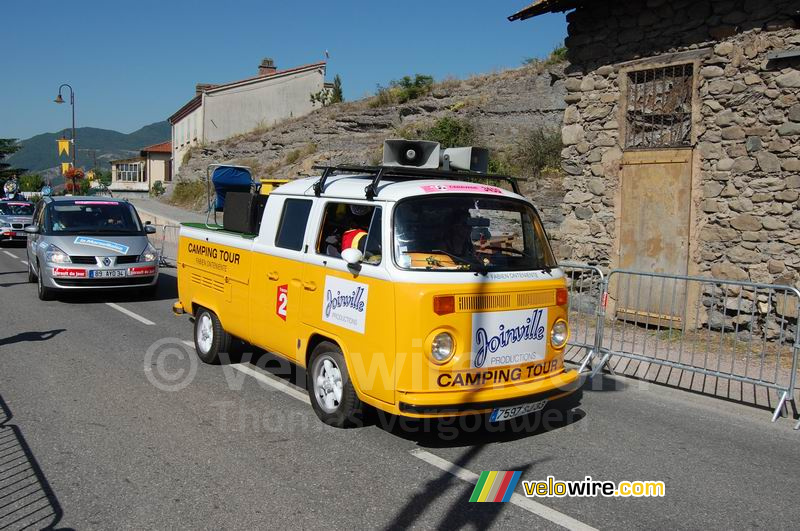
[558,0,800,295]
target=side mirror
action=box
[341,248,363,267]
[145,220,152,225]
[145,225,157,234]
[24,225,40,234]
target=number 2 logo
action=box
[276,285,288,321]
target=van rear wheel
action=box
[194,308,231,364]
[307,342,362,428]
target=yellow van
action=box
[174,141,580,427]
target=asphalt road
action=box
[0,244,798,530]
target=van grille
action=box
[190,272,224,293]
[456,290,555,313]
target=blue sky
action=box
[0,1,566,140]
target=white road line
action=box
[180,340,310,404]
[410,449,597,531]
[105,303,155,326]
[3,250,17,259]
[20,260,28,265]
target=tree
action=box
[330,75,344,104]
[0,138,22,180]
[19,174,44,192]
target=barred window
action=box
[625,64,693,149]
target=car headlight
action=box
[430,332,455,363]
[0,220,10,228]
[550,320,569,349]
[138,243,158,263]
[45,244,71,264]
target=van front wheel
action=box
[308,342,362,428]
[194,308,230,364]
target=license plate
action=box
[89,269,127,278]
[490,400,548,422]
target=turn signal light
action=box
[433,295,455,315]
[556,288,568,306]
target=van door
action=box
[250,196,314,361]
[301,202,396,405]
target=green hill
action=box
[6,121,170,173]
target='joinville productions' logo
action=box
[324,287,366,317]
[474,309,546,368]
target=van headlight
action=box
[138,242,158,263]
[45,244,71,264]
[430,332,455,363]
[550,320,568,349]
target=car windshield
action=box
[46,201,143,235]
[393,195,557,272]
[0,202,34,216]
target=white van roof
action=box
[270,174,527,203]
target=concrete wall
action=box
[172,105,203,175]
[145,152,171,185]
[202,67,325,143]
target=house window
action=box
[117,162,143,182]
[625,64,693,149]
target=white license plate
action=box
[90,269,127,278]
[490,399,548,422]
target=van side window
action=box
[316,203,382,264]
[275,199,312,251]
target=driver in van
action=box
[340,204,372,254]
[443,209,476,257]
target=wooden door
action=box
[616,149,692,325]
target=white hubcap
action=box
[314,355,343,413]
[196,314,214,354]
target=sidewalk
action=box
[128,198,206,263]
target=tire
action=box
[37,266,54,301]
[307,341,363,428]
[193,307,231,364]
[27,258,37,283]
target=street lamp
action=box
[54,83,76,190]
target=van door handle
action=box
[268,271,279,281]
[303,281,317,292]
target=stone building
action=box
[510,0,800,301]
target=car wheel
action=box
[37,267,54,301]
[307,341,363,428]
[193,307,231,364]
[27,258,37,283]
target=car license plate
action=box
[490,400,548,422]
[90,269,127,278]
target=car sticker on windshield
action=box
[322,276,368,334]
[74,201,120,205]
[73,236,129,254]
[471,308,548,369]
[420,184,504,194]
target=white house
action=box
[109,141,172,197]
[169,58,328,175]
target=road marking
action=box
[3,251,18,259]
[20,260,28,265]
[106,303,155,326]
[409,449,597,531]
[180,340,310,404]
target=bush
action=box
[516,129,562,176]
[370,74,434,107]
[18,174,44,192]
[150,180,166,197]
[169,179,207,211]
[523,44,569,67]
[421,117,476,148]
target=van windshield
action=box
[46,201,143,235]
[393,195,557,272]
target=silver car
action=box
[25,196,159,300]
[0,199,35,245]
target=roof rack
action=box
[311,164,521,200]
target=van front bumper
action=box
[397,368,581,417]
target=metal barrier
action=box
[590,269,800,423]
[560,262,606,374]
[148,224,180,266]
